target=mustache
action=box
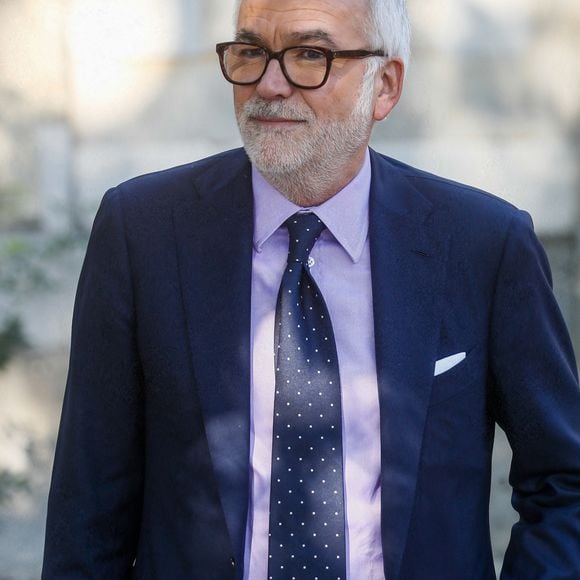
[241,98,313,122]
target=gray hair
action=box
[233,0,411,68]
[365,0,411,68]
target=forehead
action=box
[236,0,370,47]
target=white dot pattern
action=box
[267,213,346,579]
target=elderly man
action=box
[43,0,580,578]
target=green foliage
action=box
[0,470,30,505]
[0,230,87,369]
[0,317,27,370]
[0,232,87,506]
[0,235,84,294]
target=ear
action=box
[373,58,405,121]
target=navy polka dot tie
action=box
[267,212,346,580]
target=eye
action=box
[234,45,265,59]
[293,47,326,62]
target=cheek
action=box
[305,67,367,119]
[305,88,360,120]
[233,86,253,113]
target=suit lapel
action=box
[369,150,449,579]
[172,152,253,568]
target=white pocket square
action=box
[434,352,466,377]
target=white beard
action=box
[236,65,378,205]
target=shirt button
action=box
[308,257,316,268]
[230,557,236,568]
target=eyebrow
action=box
[287,30,338,48]
[235,28,339,49]
[235,29,264,43]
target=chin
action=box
[244,139,311,176]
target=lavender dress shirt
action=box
[245,150,385,579]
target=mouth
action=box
[250,116,306,127]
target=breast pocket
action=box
[429,344,485,406]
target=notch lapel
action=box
[369,151,449,579]
[172,153,253,570]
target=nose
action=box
[255,58,294,99]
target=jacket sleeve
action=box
[490,211,580,579]
[42,188,144,579]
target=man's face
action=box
[233,0,382,178]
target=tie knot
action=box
[285,212,326,264]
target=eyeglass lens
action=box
[223,44,329,88]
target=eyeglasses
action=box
[216,41,387,90]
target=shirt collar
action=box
[252,148,371,263]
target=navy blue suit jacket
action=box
[43,149,580,579]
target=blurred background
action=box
[0,0,578,577]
